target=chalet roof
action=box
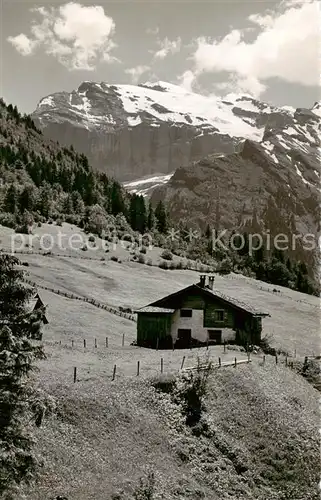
[197,286,269,316]
[25,293,42,314]
[0,292,48,324]
[143,283,269,317]
[136,306,175,314]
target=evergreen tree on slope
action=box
[0,254,50,498]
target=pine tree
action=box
[147,203,155,231]
[37,182,52,219]
[63,193,74,214]
[111,181,126,216]
[0,254,48,497]
[71,191,85,215]
[129,195,147,233]
[19,185,36,213]
[154,200,168,233]
[4,184,18,214]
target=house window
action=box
[180,309,192,318]
[215,310,225,322]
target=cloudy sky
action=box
[1,0,319,113]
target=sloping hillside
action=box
[1,222,319,356]
[20,355,319,500]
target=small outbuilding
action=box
[136,275,269,349]
[26,292,49,326]
[0,292,48,340]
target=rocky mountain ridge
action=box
[32,80,298,181]
[150,101,320,273]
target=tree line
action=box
[0,98,169,236]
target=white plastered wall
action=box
[170,309,236,343]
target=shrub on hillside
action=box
[65,214,81,226]
[152,359,212,431]
[15,211,34,234]
[217,257,233,275]
[259,333,276,356]
[173,360,212,428]
[0,213,16,229]
[138,254,145,264]
[112,471,156,500]
[160,249,173,260]
[159,260,169,270]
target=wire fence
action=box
[4,247,318,309]
[37,335,320,385]
[24,278,137,322]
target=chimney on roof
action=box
[199,274,206,288]
[207,275,215,290]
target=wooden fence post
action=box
[122,334,125,347]
[206,336,209,350]
[84,339,86,348]
[234,357,237,367]
[161,358,164,374]
[71,340,74,349]
[294,348,296,358]
[95,338,97,348]
[218,357,221,367]
[106,337,108,348]
[285,356,288,367]
[263,355,266,365]
[73,367,77,383]
[181,356,186,370]
[275,354,278,364]
[137,360,140,376]
[112,364,116,381]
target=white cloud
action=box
[183,0,320,97]
[7,33,37,56]
[7,2,118,70]
[125,65,150,84]
[214,75,267,99]
[146,27,159,35]
[177,70,197,92]
[152,36,182,59]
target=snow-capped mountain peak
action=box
[32,80,320,184]
[35,80,269,140]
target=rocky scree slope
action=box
[151,101,320,268]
